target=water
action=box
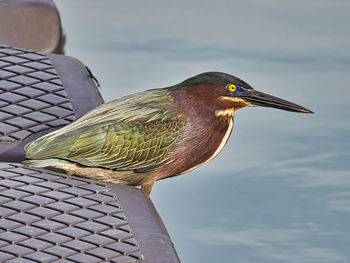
[55,1,350,262]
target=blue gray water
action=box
[55,1,350,262]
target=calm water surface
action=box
[55,1,350,262]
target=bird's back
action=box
[25,88,185,171]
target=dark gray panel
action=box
[0,163,143,262]
[0,0,64,53]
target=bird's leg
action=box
[141,181,155,196]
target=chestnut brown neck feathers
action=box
[155,85,243,180]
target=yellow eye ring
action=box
[227,84,237,93]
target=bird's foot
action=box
[141,181,155,196]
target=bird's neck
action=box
[157,89,235,179]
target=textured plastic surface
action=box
[111,184,180,263]
[0,162,142,263]
[0,44,103,162]
[0,45,76,143]
[0,44,180,263]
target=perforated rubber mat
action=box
[0,44,76,143]
[0,162,142,262]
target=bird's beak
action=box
[240,89,313,113]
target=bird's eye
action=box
[227,84,237,93]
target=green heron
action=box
[24,72,313,195]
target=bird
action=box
[24,72,313,195]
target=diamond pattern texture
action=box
[0,44,76,142]
[0,163,143,263]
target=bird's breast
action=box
[156,112,234,180]
[179,117,234,174]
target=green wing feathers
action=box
[25,89,185,172]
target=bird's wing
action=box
[25,89,185,171]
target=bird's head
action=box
[171,72,313,116]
